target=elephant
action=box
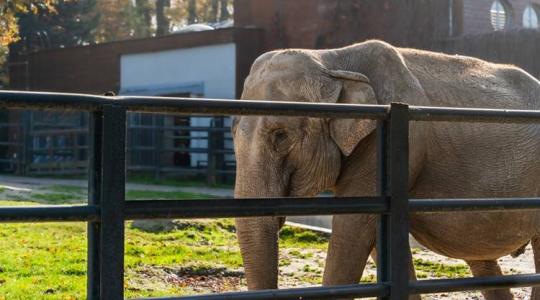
[232,40,540,299]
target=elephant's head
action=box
[232,49,379,290]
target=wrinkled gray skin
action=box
[232,40,540,300]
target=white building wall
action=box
[120,43,236,167]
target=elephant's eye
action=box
[271,129,289,150]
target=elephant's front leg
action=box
[323,214,377,286]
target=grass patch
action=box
[0,220,87,298]
[1,185,215,205]
[0,201,333,298]
[0,201,242,298]
[48,185,86,194]
[128,174,233,189]
[126,190,216,200]
[413,258,470,279]
[0,200,41,207]
[31,193,84,204]
[279,226,329,249]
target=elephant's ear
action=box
[324,70,378,156]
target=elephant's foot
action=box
[466,260,513,300]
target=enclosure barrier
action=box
[1,90,540,300]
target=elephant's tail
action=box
[510,241,529,258]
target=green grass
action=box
[28,174,86,180]
[2,186,216,206]
[28,174,233,188]
[413,258,470,279]
[0,201,37,207]
[0,219,87,299]
[128,174,233,189]
[279,226,329,249]
[48,185,86,194]
[126,190,216,200]
[0,198,332,298]
[32,193,84,204]
[0,204,239,298]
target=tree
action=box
[166,0,233,30]
[17,0,99,50]
[93,0,139,42]
[219,0,230,21]
[156,0,171,36]
[187,0,197,23]
[134,0,152,38]
[0,0,57,87]
[209,0,218,23]
[0,0,57,47]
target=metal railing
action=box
[0,90,540,300]
[0,110,234,183]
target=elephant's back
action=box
[400,48,540,110]
[400,48,540,198]
[412,120,540,199]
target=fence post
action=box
[377,119,389,299]
[21,111,31,175]
[154,114,163,180]
[207,119,217,186]
[378,103,410,300]
[100,105,126,299]
[87,110,103,300]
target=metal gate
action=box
[0,90,539,300]
[0,109,234,184]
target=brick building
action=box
[234,0,540,52]
[6,0,540,180]
[462,0,540,35]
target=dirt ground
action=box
[409,246,534,300]
[129,245,535,299]
[278,245,536,300]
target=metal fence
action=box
[0,110,234,184]
[0,90,540,300]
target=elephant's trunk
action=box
[235,216,282,289]
[234,168,286,290]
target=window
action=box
[523,4,540,28]
[491,0,511,31]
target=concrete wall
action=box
[120,43,236,98]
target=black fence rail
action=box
[0,90,540,300]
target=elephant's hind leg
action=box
[466,259,513,300]
[531,237,540,300]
